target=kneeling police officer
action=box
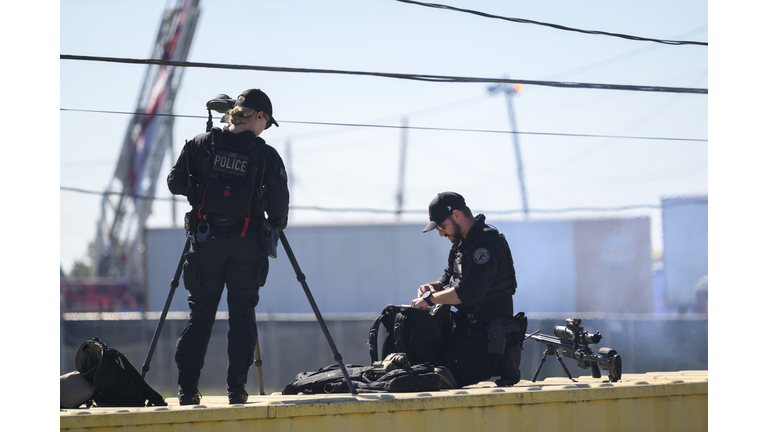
[411,192,524,388]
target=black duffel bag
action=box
[74,338,167,408]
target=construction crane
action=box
[94,0,200,294]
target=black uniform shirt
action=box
[438,214,517,319]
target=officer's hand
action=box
[410,297,428,310]
[417,284,434,297]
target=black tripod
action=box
[141,236,188,380]
[140,230,357,395]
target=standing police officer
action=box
[411,192,523,388]
[167,89,289,404]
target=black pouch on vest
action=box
[203,177,253,218]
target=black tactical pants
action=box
[175,233,268,391]
[437,318,521,388]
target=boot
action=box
[228,386,249,404]
[178,387,201,405]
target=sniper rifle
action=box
[525,318,622,383]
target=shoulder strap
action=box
[368,305,404,363]
[393,312,409,353]
[202,127,222,179]
[248,138,266,189]
[368,313,387,363]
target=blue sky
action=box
[58,0,710,275]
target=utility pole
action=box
[488,81,529,218]
[395,116,408,221]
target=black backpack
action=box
[282,360,441,395]
[74,338,167,408]
[367,304,451,366]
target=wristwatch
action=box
[421,291,435,306]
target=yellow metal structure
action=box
[60,371,707,432]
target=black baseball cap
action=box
[235,89,279,128]
[423,192,466,233]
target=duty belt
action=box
[208,214,256,238]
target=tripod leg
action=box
[532,349,549,382]
[278,231,357,395]
[251,314,266,395]
[142,236,190,379]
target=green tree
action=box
[67,241,96,278]
[69,260,93,278]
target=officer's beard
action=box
[445,218,462,246]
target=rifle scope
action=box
[553,318,602,345]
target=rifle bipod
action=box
[532,345,576,383]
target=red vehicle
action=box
[61,279,143,312]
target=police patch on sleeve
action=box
[473,248,491,264]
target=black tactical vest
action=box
[197,128,260,221]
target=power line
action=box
[60,108,707,142]
[543,26,709,81]
[60,54,708,94]
[395,0,708,46]
[59,185,670,214]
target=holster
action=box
[184,211,199,233]
[487,317,519,355]
[493,312,527,387]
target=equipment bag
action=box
[282,360,441,395]
[282,364,373,395]
[75,338,167,407]
[333,364,442,393]
[368,304,450,366]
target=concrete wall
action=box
[661,196,708,310]
[573,218,654,313]
[145,216,654,315]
